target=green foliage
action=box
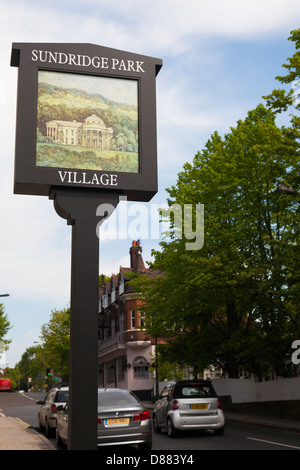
[150,348,185,382]
[18,347,39,389]
[36,143,138,173]
[275,29,300,85]
[39,307,70,382]
[36,80,139,171]
[99,274,112,286]
[263,28,300,129]
[130,101,299,378]
[16,307,70,389]
[0,303,11,350]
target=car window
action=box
[159,384,171,398]
[174,383,217,399]
[55,390,69,402]
[98,391,139,407]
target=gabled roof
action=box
[99,241,161,308]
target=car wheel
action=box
[38,418,44,433]
[153,414,161,433]
[214,426,225,436]
[56,426,64,448]
[45,419,54,437]
[167,417,177,438]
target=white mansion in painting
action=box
[46,114,113,150]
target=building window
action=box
[130,309,136,329]
[139,310,145,328]
[133,356,149,378]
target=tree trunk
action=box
[226,352,240,378]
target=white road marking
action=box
[247,437,300,450]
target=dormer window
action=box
[140,311,145,328]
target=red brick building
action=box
[98,241,158,400]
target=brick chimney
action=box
[130,240,146,273]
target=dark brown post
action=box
[51,188,119,450]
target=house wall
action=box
[211,377,300,403]
[98,294,156,399]
[98,241,160,401]
[127,343,155,395]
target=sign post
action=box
[11,42,162,450]
[51,188,119,449]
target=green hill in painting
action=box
[36,79,139,173]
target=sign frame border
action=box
[11,42,162,201]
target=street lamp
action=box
[0,294,9,297]
[276,185,300,195]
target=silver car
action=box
[37,384,69,437]
[56,388,152,451]
[153,380,225,437]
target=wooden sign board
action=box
[11,43,162,201]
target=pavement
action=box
[0,413,56,450]
[0,405,300,450]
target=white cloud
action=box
[69,0,300,52]
[2,0,300,59]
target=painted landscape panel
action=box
[36,71,139,173]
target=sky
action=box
[0,0,300,368]
[38,70,139,107]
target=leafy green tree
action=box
[16,346,41,390]
[132,102,299,378]
[150,347,184,383]
[262,28,300,375]
[134,30,300,378]
[39,307,70,382]
[15,307,70,389]
[0,303,11,352]
[263,29,300,125]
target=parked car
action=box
[153,380,225,437]
[56,388,152,451]
[37,384,69,437]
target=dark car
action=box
[153,380,225,437]
[56,388,152,451]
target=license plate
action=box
[105,418,130,426]
[190,404,208,409]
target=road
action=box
[1,391,300,451]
